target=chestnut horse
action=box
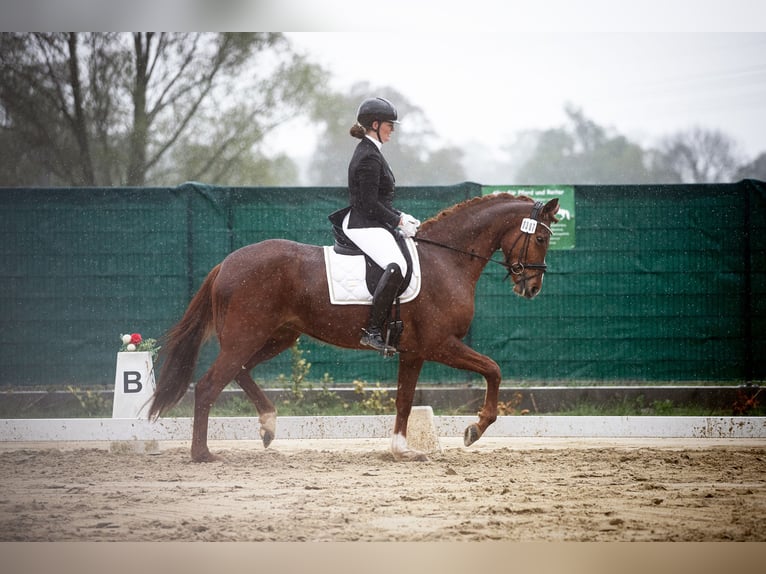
[149,194,559,462]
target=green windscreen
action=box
[1,180,763,387]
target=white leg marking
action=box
[391,432,408,457]
[259,412,277,445]
[390,431,428,462]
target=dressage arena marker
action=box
[404,406,442,454]
[1,415,764,443]
[111,351,156,419]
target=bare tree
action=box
[735,152,766,182]
[650,126,742,183]
[0,32,326,186]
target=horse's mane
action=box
[419,193,535,233]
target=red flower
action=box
[130,333,142,345]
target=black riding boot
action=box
[360,263,404,354]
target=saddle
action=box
[327,207,420,353]
[328,207,415,296]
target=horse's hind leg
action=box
[192,354,245,462]
[236,372,277,448]
[235,328,300,448]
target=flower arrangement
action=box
[119,332,160,361]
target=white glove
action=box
[398,213,420,238]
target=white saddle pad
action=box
[323,238,421,305]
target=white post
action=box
[112,351,156,419]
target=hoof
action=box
[464,424,481,446]
[191,450,224,463]
[390,433,429,462]
[259,412,277,449]
[393,449,429,462]
[260,429,274,449]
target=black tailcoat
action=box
[346,137,400,230]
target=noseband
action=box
[414,200,552,281]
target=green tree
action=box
[0,32,326,187]
[515,105,654,184]
[307,82,466,186]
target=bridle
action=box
[502,200,552,281]
[414,200,553,282]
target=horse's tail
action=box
[148,264,221,420]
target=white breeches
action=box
[342,211,408,274]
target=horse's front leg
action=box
[391,354,427,461]
[428,336,501,446]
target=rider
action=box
[342,97,420,354]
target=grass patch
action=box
[1,390,761,419]
[1,340,762,418]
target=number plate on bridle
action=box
[520,218,538,234]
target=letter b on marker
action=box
[123,371,143,393]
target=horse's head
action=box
[501,198,559,299]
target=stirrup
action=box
[360,328,397,356]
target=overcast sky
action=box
[275,32,766,167]
[5,0,765,177]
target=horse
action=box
[148,193,560,462]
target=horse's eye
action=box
[536,235,547,245]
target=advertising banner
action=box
[481,185,575,249]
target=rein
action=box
[414,201,552,281]
[414,236,514,273]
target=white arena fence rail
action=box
[0,415,764,443]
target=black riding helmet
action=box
[357,97,399,132]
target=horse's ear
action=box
[543,198,560,216]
